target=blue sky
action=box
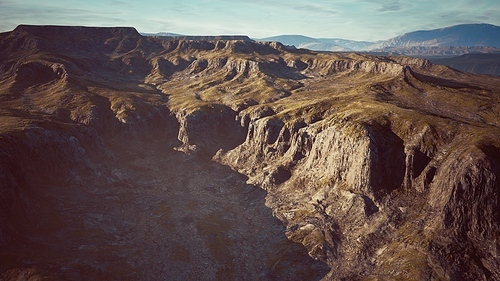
[0,0,498,41]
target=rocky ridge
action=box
[0,25,499,280]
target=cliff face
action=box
[0,26,499,280]
[217,106,500,280]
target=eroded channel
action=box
[1,137,329,280]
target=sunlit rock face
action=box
[1,25,499,280]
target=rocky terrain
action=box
[0,25,499,280]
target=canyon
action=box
[0,25,499,280]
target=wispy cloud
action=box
[293,4,339,15]
[0,3,127,30]
[0,0,498,40]
[353,0,409,12]
[377,1,404,12]
[110,0,135,8]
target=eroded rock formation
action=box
[0,25,499,280]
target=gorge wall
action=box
[0,25,499,280]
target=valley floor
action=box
[1,138,328,280]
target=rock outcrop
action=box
[0,25,499,280]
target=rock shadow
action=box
[0,136,330,280]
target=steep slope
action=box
[1,25,499,280]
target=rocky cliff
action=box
[0,25,499,280]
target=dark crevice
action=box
[0,120,329,280]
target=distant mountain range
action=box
[142,32,183,37]
[142,32,252,41]
[369,23,500,50]
[258,24,500,76]
[256,24,500,52]
[142,23,500,75]
[254,35,374,52]
[144,23,500,52]
[256,35,373,52]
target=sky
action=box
[0,0,498,41]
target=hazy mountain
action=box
[367,46,500,57]
[257,35,318,46]
[317,38,376,51]
[256,35,343,51]
[257,35,378,52]
[369,23,500,50]
[142,32,252,41]
[141,32,182,37]
[256,24,500,53]
[255,24,500,76]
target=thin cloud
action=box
[377,1,404,12]
[294,4,339,15]
[0,4,127,29]
[355,0,411,11]
[480,9,500,21]
[110,0,135,8]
